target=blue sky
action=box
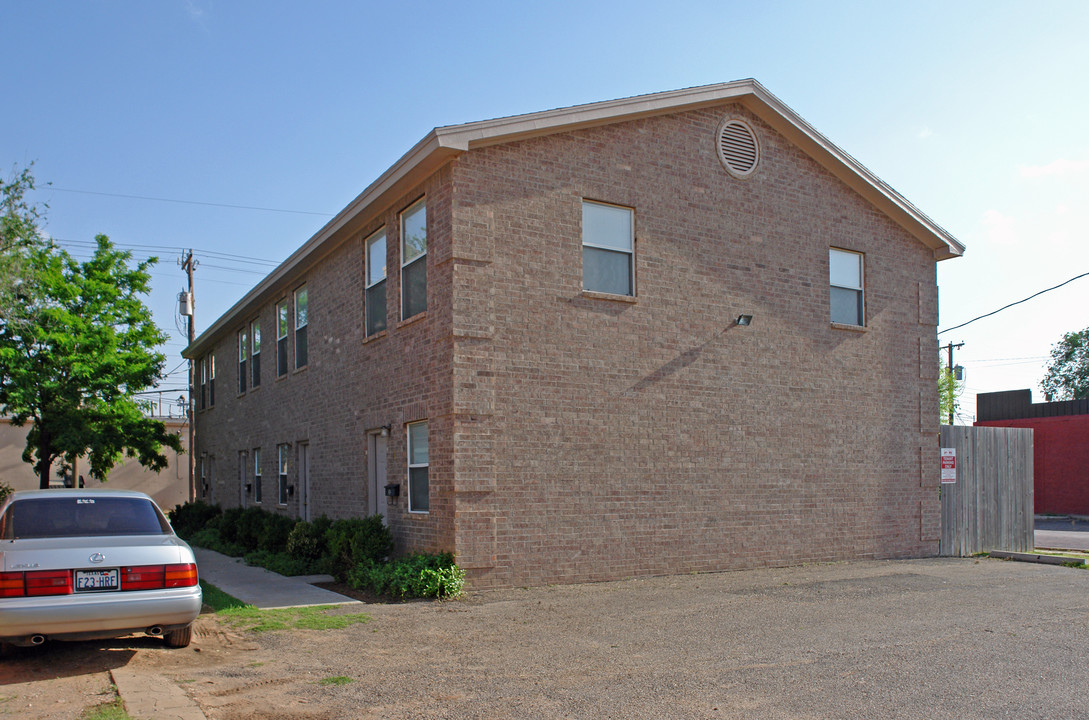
[3,0,1088,421]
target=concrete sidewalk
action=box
[193,547,361,609]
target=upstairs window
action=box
[206,355,215,407]
[401,199,427,320]
[829,248,865,326]
[294,286,308,369]
[238,329,248,394]
[251,320,261,388]
[365,229,387,336]
[277,301,289,377]
[582,201,634,296]
[199,356,208,410]
[407,420,429,513]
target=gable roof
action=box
[186,79,963,356]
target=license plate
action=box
[75,569,119,592]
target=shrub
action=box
[348,552,465,599]
[188,527,246,557]
[260,512,297,553]
[0,481,13,505]
[244,549,317,577]
[287,516,333,560]
[168,500,221,539]
[235,506,271,552]
[325,516,392,581]
[216,507,247,545]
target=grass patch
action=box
[217,604,372,633]
[80,696,132,720]
[199,580,248,612]
[319,676,354,686]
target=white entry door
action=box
[368,433,388,520]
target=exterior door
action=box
[299,442,310,521]
[368,433,388,519]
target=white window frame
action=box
[276,301,289,377]
[407,420,429,513]
[365,228,387,336]
[829,248,865,327]
[581,200,635,296]
[400,198,427,320]
[294,286,308,370]
[278,444,289,506]
[238,328,248,394]
[251,319,261,388]
[253,447,262,504]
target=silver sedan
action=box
[0,489,202,652]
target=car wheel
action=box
[163,624,192,648]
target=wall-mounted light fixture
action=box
[736,314,754,327]
[245,482,252,493]
[287,485,295,498]
[380,425,391,437]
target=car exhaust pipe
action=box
[146,626,163,636]
[29,635,45,645]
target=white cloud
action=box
[981,209,1018,246]
[1019,158,1089,178]
[917,126,934,140]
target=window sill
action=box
[831,322,867,333]
[407,510,430,516]
[397,311,427,329]
[581,290,637,304]
[293,364,308,376]
[363,329,388,345]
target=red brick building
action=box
[976,389,1089,515]
[184,81,963,588]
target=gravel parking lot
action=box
[2,556,1088,719]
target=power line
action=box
[46,186,335,217]
[939,271,1089,335]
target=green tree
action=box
[939,362,963,424]
[1041,328,1089,401]
[0,234,183,488]
[1,164,47,322]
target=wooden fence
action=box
[939,425,1033,557]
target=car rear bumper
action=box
[0,585,202,643]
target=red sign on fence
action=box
[940,447,956,483]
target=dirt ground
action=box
[2,557,1089,719]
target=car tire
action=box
[163,624,192,648]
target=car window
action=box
[3,497,172,539]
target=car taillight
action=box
[165,563,198,588]
[121,565,165,591]
[25,570,72,596]
[0,571,26,597]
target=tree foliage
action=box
[939,362,963,423]
[1,164,47,322]
[0,172,182,487]
[1041,328,1089,401]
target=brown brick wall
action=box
[194,99,942,589]
[449,102,940,587]
[193,169,456,555]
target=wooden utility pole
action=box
[181,250,197,501]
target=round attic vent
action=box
[717,118,759,178]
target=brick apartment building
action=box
[184,80,964,588]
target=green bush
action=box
[234,507,271,552]
[188,527,246,557]
[168,500,221,539]
[216,507,247,545]
[287,516,333,560]
[260,512,297,553]
[0,481,13,505]
[244,549,317,576]
[325,516,392,581]
[348,552,465,599]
